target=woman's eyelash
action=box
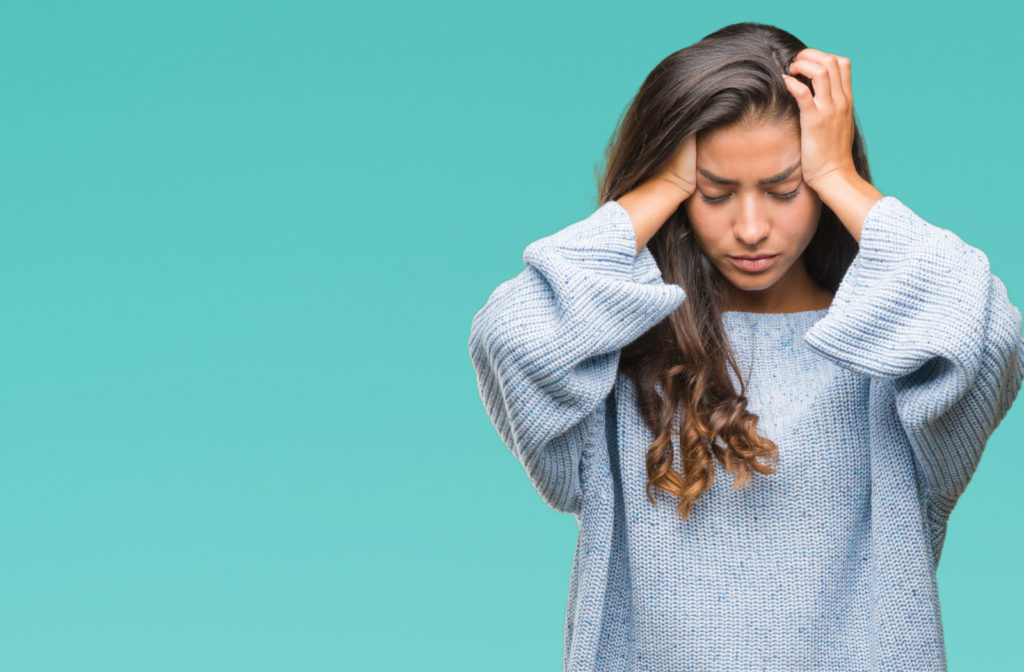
[700,187,801,204]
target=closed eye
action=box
[700,187,801,204]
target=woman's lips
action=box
[729,254,779,272]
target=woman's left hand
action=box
[783,48,856,191]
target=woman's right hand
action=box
[653,132,698,200]
[618,132,698,253]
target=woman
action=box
[467,21,1024,671]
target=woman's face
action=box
[682,117,826,312]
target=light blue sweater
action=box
[467,195,1024,671]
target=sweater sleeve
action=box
[467,200,687,514]
[803,195,1024,518]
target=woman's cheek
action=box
[682,197,697,222]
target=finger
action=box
[797,50,853,111]
[837,55,852,104]
[683,134,697,186]
[793,47,833,61]
[790,48,834,75]
[820,54,846,110]
[782,72,814,113]
[789,59,832,108]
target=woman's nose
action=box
[733,197,770,244]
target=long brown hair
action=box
[599,22,872,519]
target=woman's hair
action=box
[600,22,872,519]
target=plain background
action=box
[2,1,1022,670]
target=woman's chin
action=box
[721,270,779,292]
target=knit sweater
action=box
[467,195,1024,671]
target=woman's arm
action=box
[468,197,686,514]
[803,195,1024,519]
[618,133,697,252]
[804,167,884,243]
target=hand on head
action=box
[783,48,857,190]
[653,132,698,200]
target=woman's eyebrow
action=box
[697,161,801,186]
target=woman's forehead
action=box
[697,121,801,182]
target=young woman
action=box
[467,21,1024,671]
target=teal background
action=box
[2,1,1021,670]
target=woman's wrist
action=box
[807,167,884,244]
[616,179,692,254]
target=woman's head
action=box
[684,117,826,312]
[602,22,872,519]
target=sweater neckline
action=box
[719,307,830,337]
[720,307,830,319]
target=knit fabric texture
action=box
[467,195,1024,671]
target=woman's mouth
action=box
[728,254,779,272]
